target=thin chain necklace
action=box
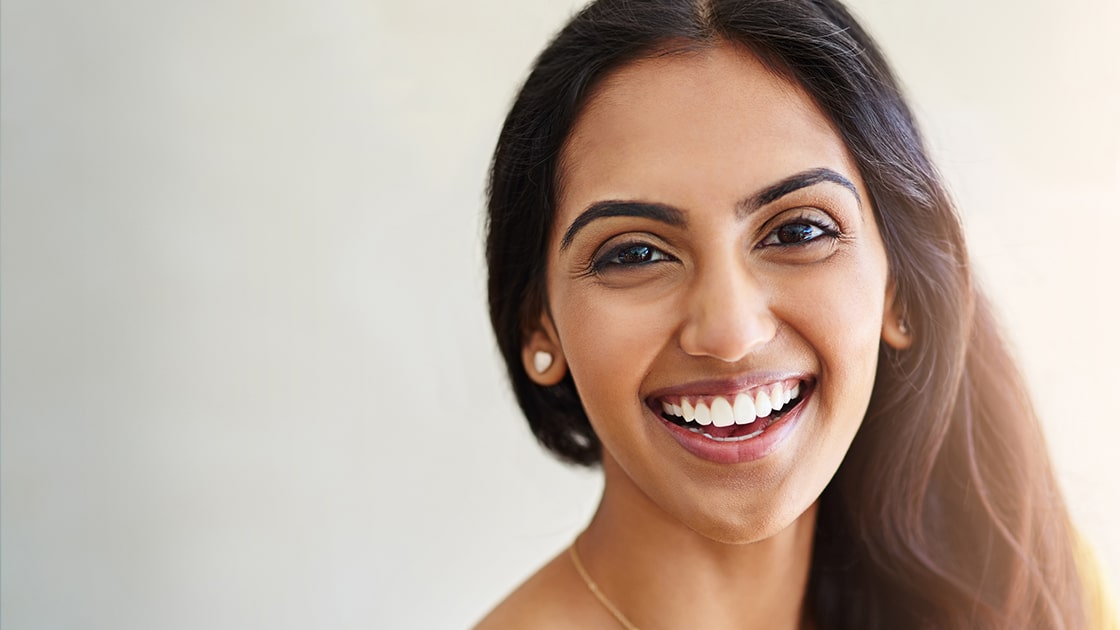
[568,541,640,630]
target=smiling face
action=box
[523,45,906,543]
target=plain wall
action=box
[2,0,1117,628]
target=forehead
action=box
[557,44,859,216]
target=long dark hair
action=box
[485,0,1084,627]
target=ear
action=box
[521,313,568,386]
[882,282,913,350]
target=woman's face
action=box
[533,46,900,543]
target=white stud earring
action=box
[533,351,553,374]
[898,318,909,336]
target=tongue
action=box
[702,419,766,439]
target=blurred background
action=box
[2,0,1117,627]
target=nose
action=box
[677,257,777,362]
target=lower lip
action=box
[654,390,811,465]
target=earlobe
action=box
[522,315,568,386]
[882,314,913,350]
[882,284,913,350]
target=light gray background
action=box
[2,0,1118,628]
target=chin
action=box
[683,498,814,545]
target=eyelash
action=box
[590,241,674,272]
[758,214,841,247]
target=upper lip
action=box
[643,372,814,403]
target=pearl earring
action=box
[533,351,553,374]
[898,318,909,336]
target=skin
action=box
[478,44,908,630]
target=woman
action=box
[478,0,1107,627]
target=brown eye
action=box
[760,220,832,247]
[593,242,673,271]
[616,244,656,263]
[778,223,818,243]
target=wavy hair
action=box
[485,0,1084,626]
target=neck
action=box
[578,455,817,630]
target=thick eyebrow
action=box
[560,201,685,250]
[559,167,860,250]
[739,167,861,216]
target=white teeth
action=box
[770,383,785,411]
[710,397,734,427]
[754,390,772,417]
[665,381,805,429]
[694,401,712,426]
[681,398,696,422]
[733,393,756,425]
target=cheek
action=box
[552,287,677,419]
[794,278,882,350]
[778,256,887,409]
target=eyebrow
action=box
[560,201,685,250]
[740,168,860,215]
[559,167,860,250]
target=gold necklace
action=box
[568,541,640,630]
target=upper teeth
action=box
[659,380,802,427]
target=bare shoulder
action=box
[472,549,611,630]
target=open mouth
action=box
[652,378,814,442]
